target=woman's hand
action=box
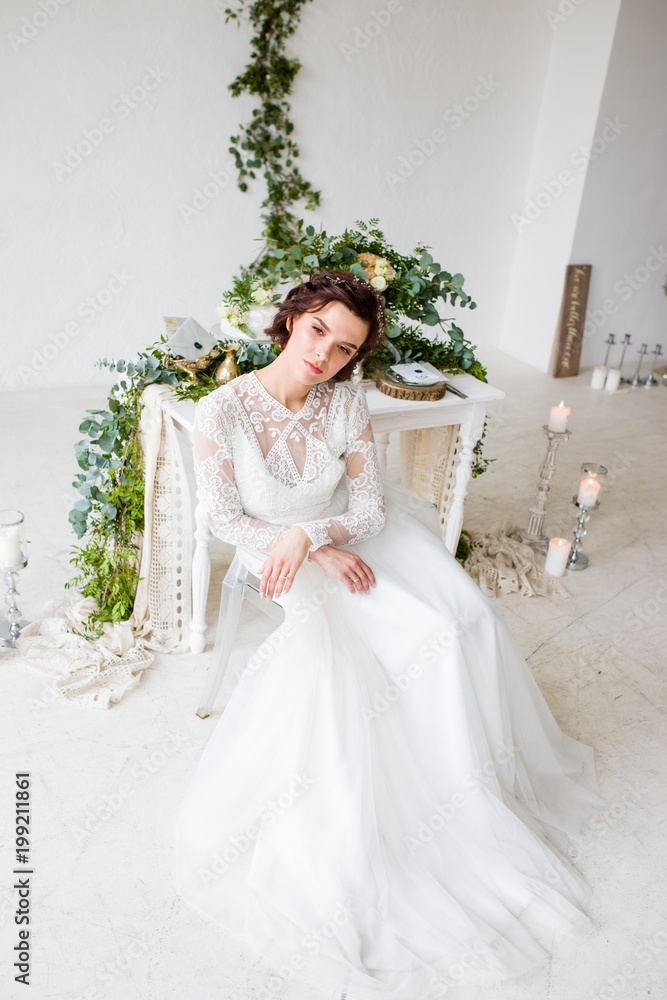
[258,525,311,600]
[309,544,376,595]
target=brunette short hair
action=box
[265,268,386,381]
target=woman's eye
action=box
[312,325,350,355]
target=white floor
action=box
[1,348,666,1000]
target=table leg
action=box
[444,404,486,555]
[190,502,211,653]
[375,431,390,477]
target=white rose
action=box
[216,304,230,319]
[370,275,387,291]
[252,287,271,305]
[375,258,389,276]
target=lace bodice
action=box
[193,370,386,554]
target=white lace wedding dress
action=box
[174,370,603,999]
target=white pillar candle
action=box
[0,526,22,567]
[577,476,601,506]
[548,400,571,432]
[590,365,608,389]
[544,537,571,577]
[604,367,622,392]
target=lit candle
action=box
[544,537,572,577]
[0,525,22,567]
[590,366,607,389]
[577,476,601,506]
[548,400,570,432]
[604,368,622,392]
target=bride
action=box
[174,269,603,999]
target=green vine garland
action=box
[224,0,320,242]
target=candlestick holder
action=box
[567,499,598,570]
[0,509,29,648]
[603,333,616,367]
[511,426,571,554]
[643,344,663,387]
[619,334,633,382]
[630,343,649,387]
[566,463,607,570]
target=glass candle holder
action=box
[0,510,29,647]
[568,464,608,570]
[0,509,27,570]
[576,463,608,507]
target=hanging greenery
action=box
[224,0,321,242]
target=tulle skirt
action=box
[174,485,603,999]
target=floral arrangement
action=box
[211,218,486,382]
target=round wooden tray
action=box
[375,372,448,401]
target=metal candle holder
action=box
[567,498,599,570]
[511,425,571,554]
[566,463,607,570]
[619,334,633,382]
[603,333,616,366]
[630,344,649,387]
[643,344,663,387]
[0,509,29,648]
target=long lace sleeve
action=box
[193,391,286,553]
[295,386,386,551]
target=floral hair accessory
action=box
[317,270,387,334]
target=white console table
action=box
[164,372,505,652]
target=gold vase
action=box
[215,346,241,383]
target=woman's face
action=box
[284,299,369,386]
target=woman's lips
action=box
[304,360,323,374]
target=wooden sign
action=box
[553,264,592,377]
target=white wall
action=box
[1,0,645,390]
[572,0,667,372]
[0,0,559,389]
[498,0,622,372]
